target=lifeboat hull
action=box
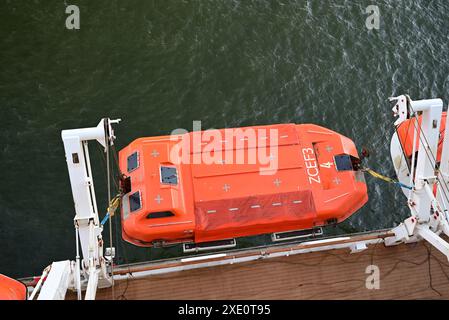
[0,274,27,300]
[395,112,446,161]
[392,112,446,197]
[119,123,368,247]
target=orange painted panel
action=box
[397,112,446,161]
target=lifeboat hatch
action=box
[271,227,323,242]
[334,154,361,171]
[120,175,131,194]
[183,238,236,253]
[160,166,178,185]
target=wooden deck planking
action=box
[77,240,449,300]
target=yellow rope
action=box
[364,168,396,183]
[101,194,121,225]
[107,195,121,217]
[363,168,412,190]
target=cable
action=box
[395,98,449,211]
[110,144,122,265]
[108,139,133,300]
[426,243,442,296]
[105,120,115,300]
[394,113,414,173]
[407,106,449,208]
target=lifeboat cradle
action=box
[26,94,449,300]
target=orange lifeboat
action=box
[0,274,27,300]
[119,123,368,247]
[396,112,446,162]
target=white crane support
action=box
[61,119,117,257]
[387,95,449,260]
[35,118,121,300]
[37,261,72,300]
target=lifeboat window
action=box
[147,211,175,219]
[160,166,178,185]
[127,152,139,173]
[334,154,361,171]
[129,191,142,212]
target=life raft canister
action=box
[396,112,446,161]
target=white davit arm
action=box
[386,95,449,261]
[34,119,120,300]
[36,118,121,300]
[36,261,72,300]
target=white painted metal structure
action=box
[36,261,73,300]
[61,118,121,299]
[111,233,389,281]
[31,118,120,300]
[387,95,449,259]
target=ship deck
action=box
[83,233,449,300]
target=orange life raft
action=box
[0,274,27,300]
[119,123,368,247]
[396,112,446,162]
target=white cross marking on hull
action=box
[155,194,163,204]
[274,178,282,187]
[223,184,231,192]
[151,150,160,157]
